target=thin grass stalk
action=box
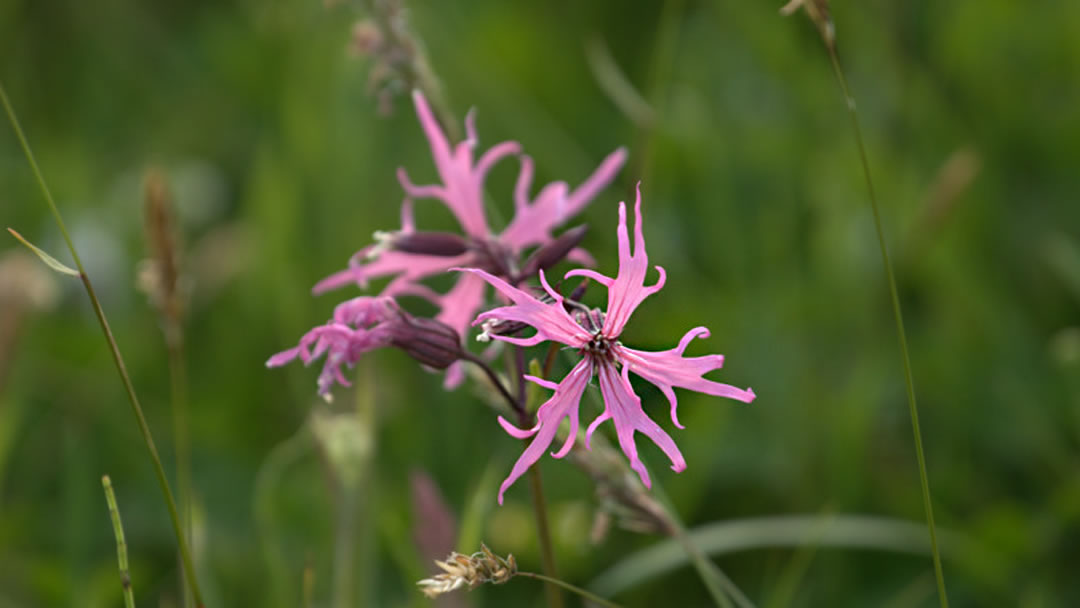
[166,336,195,608]
[102,475,136,608]
[517,572,623,608]
[0,82,205,607]
[823,46,949,608]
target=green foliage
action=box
[2,0,1078,605]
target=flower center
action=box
[580,333,616,363]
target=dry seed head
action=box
[416,544,517,599]
[780,0,835,51]
[141,168,187,339]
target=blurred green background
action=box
[2,0,1079,606]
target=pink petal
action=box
[498,415,539,439]
[585,410,611,449]
[566,247,597,268]
[560,147,628,221]
[396,168,448,202]
[601,187,666,337]
[475,141,521,182]
[314,250,469,297]
[564,268,614,287]
[405,92,521,239]
[456,267,590,348]
[499,148,626,253]
[266,346,301,368]
[617,328,755,429]
[435,271,489,338]
[594,363,687,489]
[523,375,559,391]
[497,359,592,504]
[442,360,466,389]
[412,89,454,182]
[271,322,394,398]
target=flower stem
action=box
[102,475,136,608]
[823,48,949,608]
[518,572,622,608]
[461,352,518,415]
[513,346,563,608]
[0,82,206,607]
[526,466,562,608]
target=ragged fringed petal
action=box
[435,271,489,340]
[268,321,394,399]
[602,186,666,337]
[457,268,591,348]
[332,295,398,327]
[496,359,592,504]
[313,250,471,297]
[594,363,686,489]
[617,327,756,429]
[405,90,520,239]
[499,148,627,254]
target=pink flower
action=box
[312,90,626,387]
[266,296,463,400]
[459,187,756,504]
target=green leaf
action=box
[7,228,79,277]
[587,515,971,599]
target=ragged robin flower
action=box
[266,295,463,400]
[459,186,756,504]
[311,89,626,388]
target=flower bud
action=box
[469,238,515,277]
[518,224,588,281]
[391,231,469,257]
[387,312,464,370]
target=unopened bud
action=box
[469,239,515,277]
[391,231,469,257]
[518,225,588,281]
[388,313,464,370]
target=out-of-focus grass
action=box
[2,0,1079,606]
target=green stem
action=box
[511,346,562,608]
[526,465,562,608]
[518,572,623,608]
[166,332,195,608]
[102,475,136,608]
[0,82,205,607]
[823,49,949,608]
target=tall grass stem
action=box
[1,82,205,607]
[823,48,949,608]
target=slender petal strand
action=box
[497,359,593,504]
[499,148,628,253]
[314,250,470,297]
[602,188,667,337]
[595,363,686,489]
[617,328,756,429]
[403,90,522,238]
[457,268,591,348]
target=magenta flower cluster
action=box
[272,90,625,392]
[268,91,755,503]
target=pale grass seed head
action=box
[416,544,517,599]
